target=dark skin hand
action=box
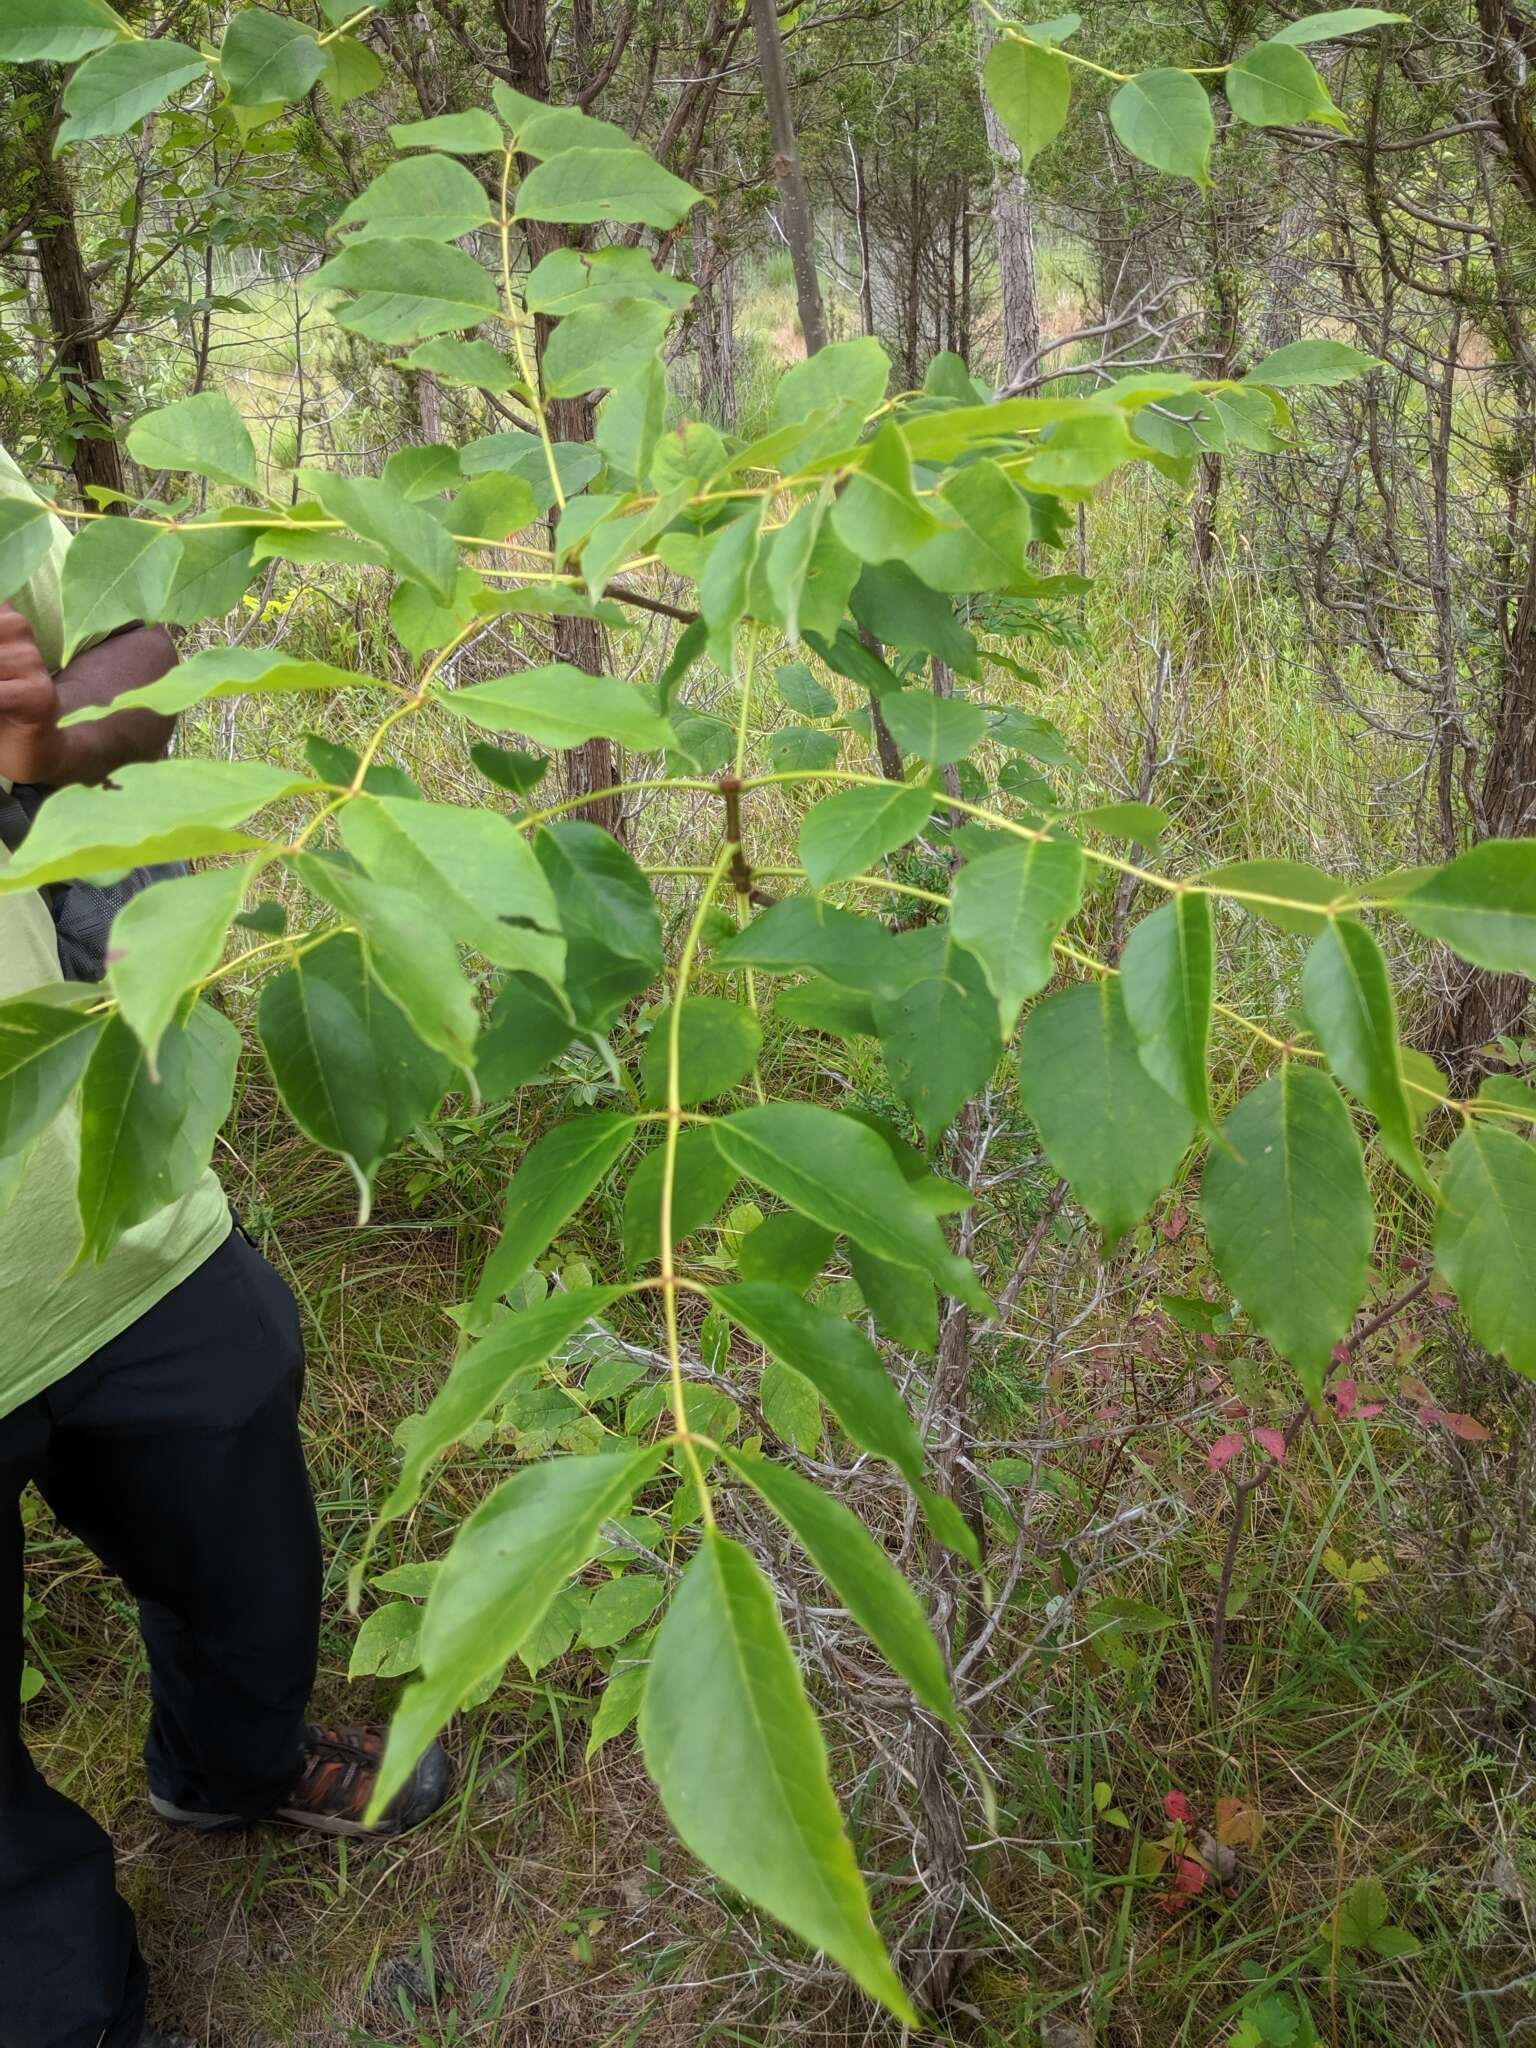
[0,603,177,788]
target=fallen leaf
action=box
[1197,1828,1238,1883]
[1163,1789,1193,1823]
[1330,1377,1359,1421]
[1214,1795,1262,1848]
[1208,1433,1245,1473]
[1438,1408,1491,1442]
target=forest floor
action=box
[20,294,1536,2047]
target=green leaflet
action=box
[849,1240,938,1352]
[220,8,327,105]
[621,1127,738,1273]
[950,834,1086,1034]
[1398,839,1536,976]
[514,147,700,229]
[580,1574,664,1649]
[258,932,453,1215]
[0,1003,103,1160]
[1245,338,1380,388]
[0,760,311,893]
[1120,893,1215,1127]
[375,1447,662,1817]
[873,930,1004,1141]
[710,1279,927,1473]
[398,339,523,392]
[127,392,259,491]
[155,523,258,627]
[336,794,565,988]
[798,781,934,889]
[640,997,762,1107]
[301,470,458,602]
[1301,919,1426,1187]
[349,1602,421,1682]
[56,38,205,148]
[309,237,500,344]
[476,972,575,1101]
[0,498,58,605]
[107,864,254,1069]
[389,108,505,152]
[437,665,673,752]
[715,898,903,996]
[75,1003,239,1266]
[1273,8,1405,39]
[1019,979,1193,1248]
[1199,857,1340,936]
[737,1213,835,1291]
[60,517,183,661]
[1227,41,1347,128]
[721,1449,955,1719]
[1202,1065,1373,1402]
[878,690,989,765]
[639,1530,917,2022]
[760,1356,824,1453]
[535,824,662,1029]
[849,562,978,674]
[469,1114,638,1330]
[1435,1123,1536,1378]
[713,1104,989,1311]
[526,245,696,316]
[375,1287,628,1532]
[830,422,941,561]
[338,155,494,241]
[293,861,481,1074]
[542,300,672,398]
[59,646,371,727]
[983,35,1071,169]
[0,0,124,64]
[1109,68,1214,186]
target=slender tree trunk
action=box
[749,0,827,356]
[972,0,1041,389]
[847,123,876,337]
[26,125,126,506]
[499,0,620,833]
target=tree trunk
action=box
[847,123,876,337]
[972,0,1041,389]
[499,0,621,833]
[1435,519,1536,1066]
[749,0,827,356]
[26,126,126,507]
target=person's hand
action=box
[0,603,67,785]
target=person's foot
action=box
[150,1724,453,1839]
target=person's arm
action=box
[0,602,176,788]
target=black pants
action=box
[0,1228,322,2048]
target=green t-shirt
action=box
[0,449,230,1422]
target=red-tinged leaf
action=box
[1156,1854,1209,1911]
[1431,1290,1456,1310]
[1220,1398,1248,1418]
[1332,1341,1352,1363]
[1162,1204,1188,1240]
[1357,1400,1386,1418]
[1400,1374,1433,1404]
[1163,1789,1193,1823]
[1199,1333,1220,1354]
[1416,1402,1443,1429]
[1207,1433,1245,1473]
[1251,1426,1287,1464]
[1438,1409,1491,1442]
[1330,1377,1359,1420]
